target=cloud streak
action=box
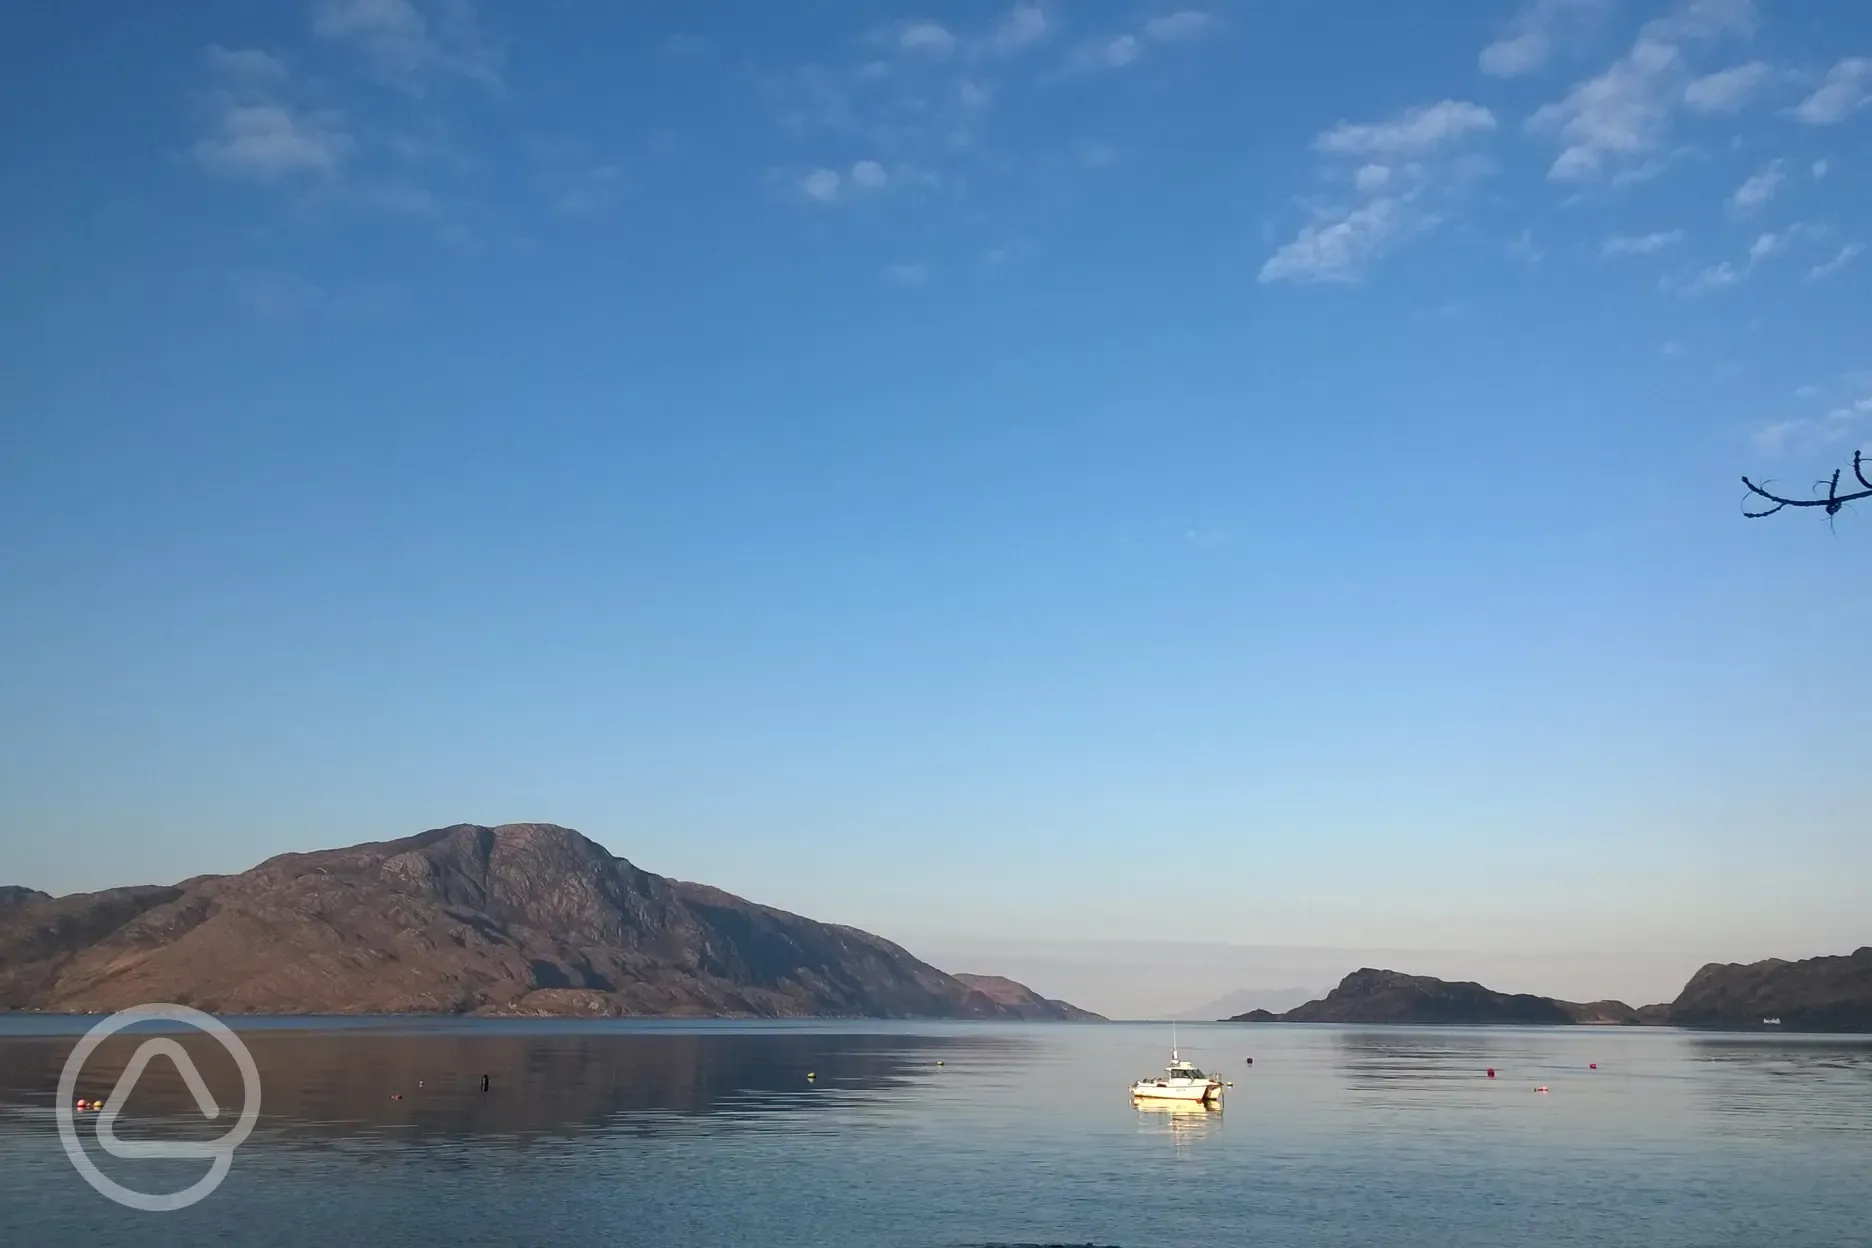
[1807,242,1864,282]
[1683,61,1771,113]
[1263,100,1495,284]
[1059,8,1217,75]
[1795,58,1872,125]
[1602,230,1685,257]
[1728,159,1784,214]
[1479,0,1608,78]
[1528,0,1757,182]
[1314,101,1497,157]
[312,0,503,93]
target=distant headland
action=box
[1225,952,1872,1033]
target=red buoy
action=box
[1589,1063,1597,1070]
[1486,1068,1495,1078]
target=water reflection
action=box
[1133,1099,1222,1153]
[0,1026,1023,1149]
[1682,1035,1872,1137]
[1331,1029,1510,1091]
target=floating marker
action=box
[1486,1068,1496,1078]
[1536,1086,1549,1093]
[1589,1063,1597,1070]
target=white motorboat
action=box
[1130,1045,1229,1103]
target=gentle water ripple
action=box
[0,1020,1868,1246]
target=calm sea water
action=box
[1,1017,1868,1246]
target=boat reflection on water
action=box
[1133,1097,1223,1152]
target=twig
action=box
[1741,452,1872,519]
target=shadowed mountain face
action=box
[951,974,1104,1021]
[1667,949,1872,1032]
[0,824,1091,1019]
[0,888,50,910]
[1226,969,1645,1025]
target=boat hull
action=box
[1130,1082,1221,1103]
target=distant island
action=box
[0,823,1101,1021]
[1226,953,1872,1032]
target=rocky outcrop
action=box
[951,973,1104,1021]
[1225,968,1641,1025]
[0,887,51,910]
[1665,948,1872,1032]
[0,824,1095,1020]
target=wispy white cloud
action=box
[1747,230,1785,263]
[1795,57,1872,124]
[1060,8,1216,75]
[1676,260,1740,294]
[1812,158,1829,178]
[1315,100,1496,157]
[1264,100,1496,285]
[1753,382,1872,456]
[1259,199,1402,285]
[1506,228,1544,264]
[195,102,351,180]
[898,21,958,57]
[1143,11,1216,42]
[791,159,904,205]
[1683,60,1771,113]
[883,261,931,284]
[1602,229,1684,257]
[204,44,289,86]
[193,43,352,182]
[1528,0,1757,182]
[767,4,1061,194]
[546,163,625,217]
[1808,242,1865,282]
[800,167,843,202]
[312,0,502,92]
[1728,159,1784,214]
[978,2,1050,58]
[1479,0,1609,78]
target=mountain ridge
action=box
[0,823,1093,1021]
[1223,955,1872,1032]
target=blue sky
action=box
[3,0,1869,1011]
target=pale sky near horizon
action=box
[3,1,1869,1015]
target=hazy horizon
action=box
[3,1,1868,997]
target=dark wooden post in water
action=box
[481,1074,490,1093]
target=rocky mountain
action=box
[0,823,1095,1020]
[1175,986,1319,1021]
[0,887,51,910]
[1225,968,1645,1025]
[1665,947,1872,1032]
[951,973,1104,1021]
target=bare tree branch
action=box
[1742,452,1872,519]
